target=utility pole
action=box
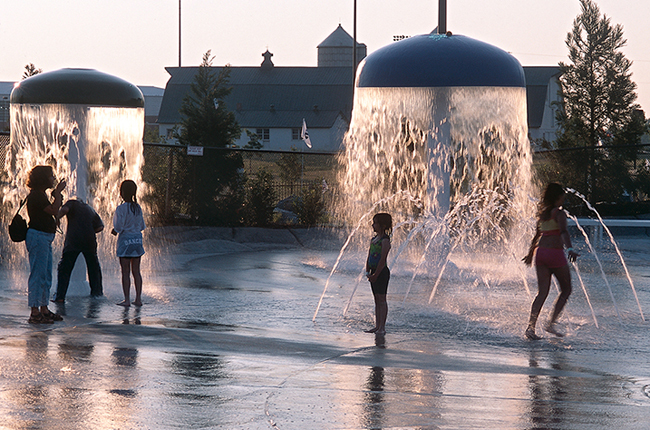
[438,0,446,34]
[353,0,357,77]
[178,0,182,67]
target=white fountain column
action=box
[427,87,451,218]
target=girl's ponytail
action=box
[120,180,141,215]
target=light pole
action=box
[178,0,182,67]
[353,0,357,76]
[438,0,446,34]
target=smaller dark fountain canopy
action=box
[356,32,525,88]
[11,68,144,107]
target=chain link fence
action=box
[533,143,650,216]
[141,143,340,225]
[5,132,650,224]
[0,132,9,184]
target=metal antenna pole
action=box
[178,0,182,67]
[438,0,447,34]
[353,0,358,76]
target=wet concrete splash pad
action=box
[0,228,649,429]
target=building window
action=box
[292,128,301,140]
[256,128,270,141]
[0,100,9,124]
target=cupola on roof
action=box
[318,24,365,48]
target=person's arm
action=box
[43,180,66,216]
[92,209,104,233]
[55,203,70,228]
[57,205,70,218]
[557,210,579,262]
[368,238,391,283]
[523,227,541,266]
[112,206,123,235]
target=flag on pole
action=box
[301,118,312,148]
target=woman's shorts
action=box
[117,232,145,258]
[370,266,390,295]
[535,247,567,268]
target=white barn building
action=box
[157,25,366,153]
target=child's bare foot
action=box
[525,327,542,340]
[364,327,378,333]
[544,323,564,337]
[116,300,130,307]
[132,300,143,307]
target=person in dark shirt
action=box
[25,165,66,324]
[53,199,104,302]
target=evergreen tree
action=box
[554,0,645,202]
[175,50,244,225]
[177,50,241,148]
[22,63,42,79]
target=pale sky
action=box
[1,0,649,113]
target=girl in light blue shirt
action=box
[112,180,146,307]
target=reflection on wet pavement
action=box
[0,245,648,428]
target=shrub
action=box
[245,169,276,226]
[296,180,326,226]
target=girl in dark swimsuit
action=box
[365,213,392,335]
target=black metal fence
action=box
[0,132,8,184]
[532,143,650,216]
[4,131,650,224]
[141,143,340,225]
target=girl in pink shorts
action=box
[522,183,580,340]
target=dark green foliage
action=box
[176,51,241,149]
[553,0,646,202]
[296,181,326,226]
[173,50,244,225]
[22,63,42,79]
[244,130,263,149]
[143,126,163,144]
[276,149,302,194]
[141,145,173,225]
[245,169,276,226]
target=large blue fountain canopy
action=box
[357,34,525,88]
[11,68,144,107]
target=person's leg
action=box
[40,240,61,319]
[83,251,103,297]
[117,257,131,306]
[42,239,53,306]
[365,294,380,333]
[26,231,46,321]
[547,265,572,328]
[131,257,142,306]
[375,294,388,334]
[55,250,80,302]
[527,265,552,335]
[26,231,50,310]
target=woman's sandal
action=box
[28,313,54,324]
[42,311,63,322]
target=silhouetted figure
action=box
[112,180,146,307]
[25,165,65,323]
[365,213,392,335]
[54,198,104,302]
[523,183,579,340]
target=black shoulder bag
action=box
[9,198,28,242]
